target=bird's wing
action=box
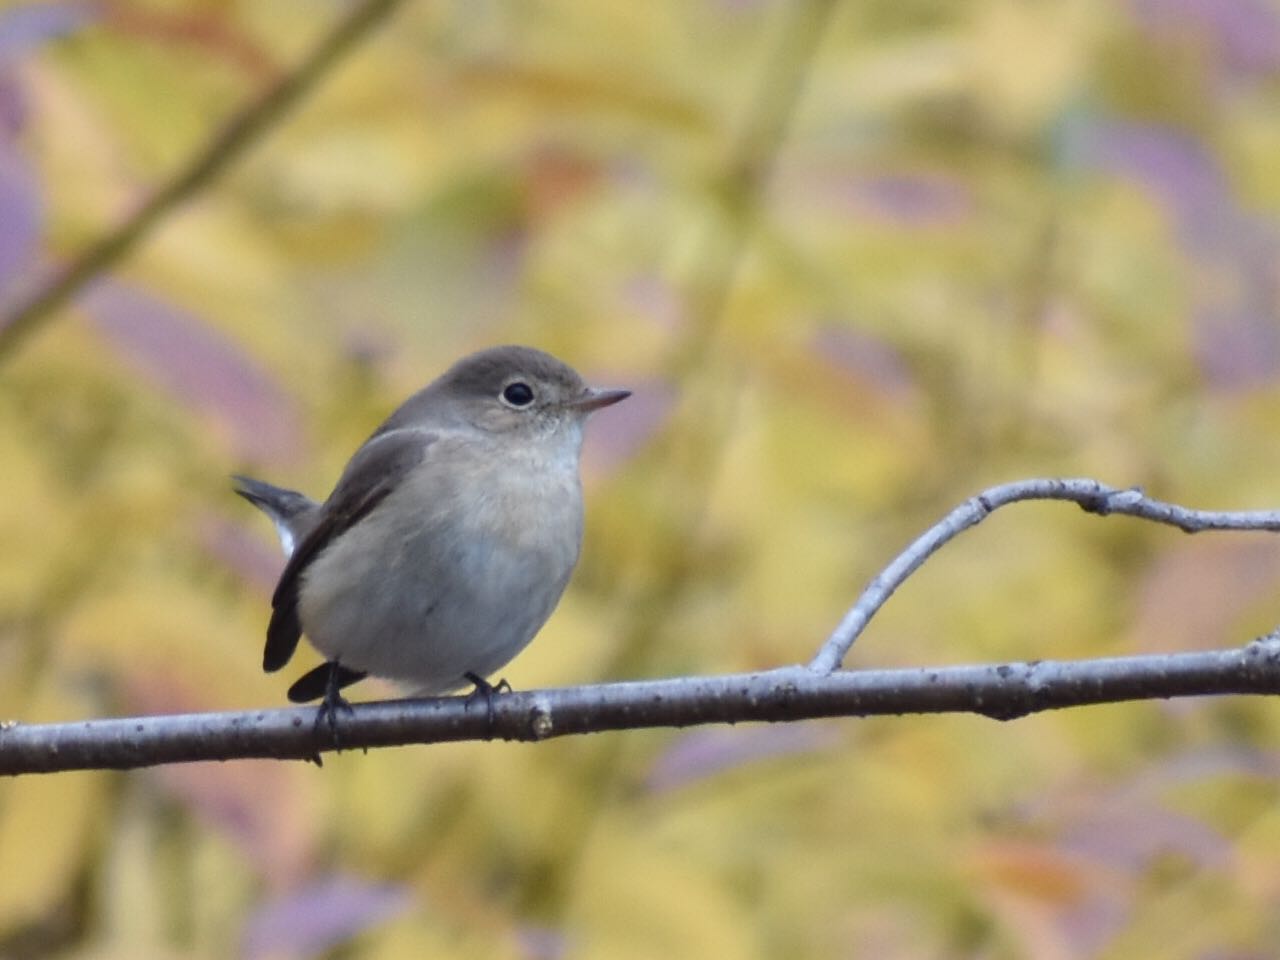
[263,429,436,672]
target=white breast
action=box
[297,427,586,692]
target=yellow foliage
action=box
[1,0,1279,956]
[568,815,761,960]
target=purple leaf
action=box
[0,2,99,63]
[1007,757,1250,953]
[810,325,917,401]
[1060,803,1231,873]
[82,280,305,463]
[0,140,40,298]
[621,274,685,332]
[645,723,839,793]
[1079,121,1228,246]
[1130,0,1280,76]
[0,70,25,139]
[1194,301,1280,387]
[1065,117,1280,384]
[242,876,414,960]
[782,169,974,226]
[848,173,974,226]
[1044,800,1230,953]
[198,512,286,595]
[516,925,570,960]
[581,375,670,478]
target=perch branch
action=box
[4,478,1279,777]
[3,639,1280,776]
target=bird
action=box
[233,345,629,713]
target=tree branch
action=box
[0,0,409,363]
[4,477,1278,777]
[809,478,1280,675]
[3,639,1280,776]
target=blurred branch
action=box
[810,478,1280,675]
[0,0,409,364]
[672,0,837,368]
[3,641,1280,776]
[3,478,1280,777]
[540,0,838,918]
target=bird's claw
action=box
[464,672,511,735]
[315,663,357,753]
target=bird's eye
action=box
[501,381,535,407]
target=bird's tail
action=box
[231,475,318,558]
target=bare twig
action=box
[3,640,1280,776]
[0,0,409,363]
[809,478,1280,675]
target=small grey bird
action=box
[234,345,629,708]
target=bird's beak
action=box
[569,386,631,413]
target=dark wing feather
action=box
[263,430,435,672]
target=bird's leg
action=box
[314,660,357,752]
[464,672,511,736]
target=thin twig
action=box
[3,639,1280,776]
[0,0,409,363]
[809,478,1280,675]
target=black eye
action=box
[502,381,534,407]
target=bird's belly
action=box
[297,479,580,693]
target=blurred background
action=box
[2,0,1280,957]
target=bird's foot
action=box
[464,672,511,736]
[314,662,358,754]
